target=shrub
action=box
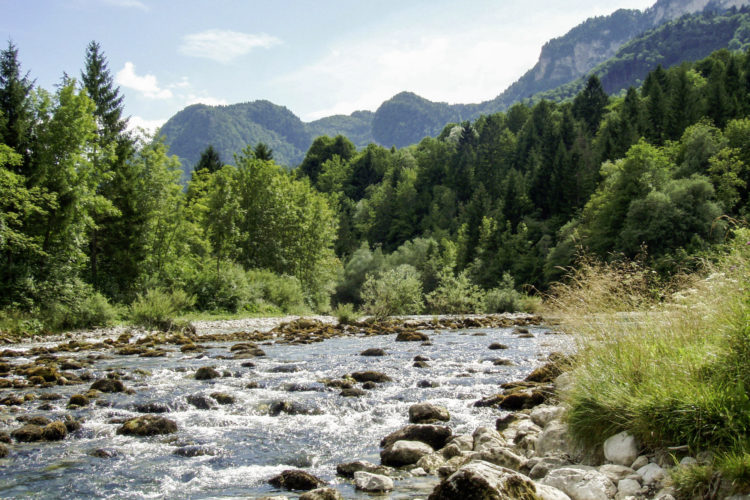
[246,269,307,314]
[187,261,256,313]
[45,291,118,331]
[425,270,484,314]
[129,289,195,330]
[361,264,424,319]
[333,303,360,325]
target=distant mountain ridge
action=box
[159,0,750,171]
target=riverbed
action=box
[0,317,567,499]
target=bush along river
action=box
[0,315,576,499]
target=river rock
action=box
[11,424,43,442]
[0,431,11,444]
[269,401,314,416]
[268,469,325,491]
[542,467,616,500]
[381,440,434,466]
[336,460,393,478]
[134,402,169,413]
[187,394,216,410]
[351,371,391,383]
[41,421,67,441]
[90,378,125,393]
[473,426,506,452]
[395,330,429,342]
[488,343,509,350]
[269,365,300,373]
[598,464,635,483]
[535,483,573,500]
[603,432,638,467]
[414,355,430,362]
[530,456,572,479]
[0,443,9,458]
[194,366,220,380]
[413,360,430,368]
[535,420,572,457]
[381,424,452,450]
[340,388,366,397]
[637,463,665,485]
[354,471,394,492]
[416,451,448,473]
[360,348,386,356]
[428,460,539,500]
[409,403,450,424]
[210,392,235,405]
[417,380,439,388]
[477,445,528,471]
[630,456,648,470]
[299,487,343,500]
[173,445,218,457]
[530,405,565,428]
[116,415,177,436]
[616,478,642,499]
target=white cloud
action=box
[180,29,280,63]
[115,62,173,99]
[186,94,228,106]
[126,115,166,135]
[101,0,148,11]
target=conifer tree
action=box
[0,41,34,170]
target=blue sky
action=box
[2,0,655,131]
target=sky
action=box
[2,0,656,132]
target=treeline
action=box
[0,41,338,332]
[1,41,750,332]
[298,47,750,307]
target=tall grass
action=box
[546,230,750,492]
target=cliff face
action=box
[495,0,750,107]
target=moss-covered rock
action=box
[268,469,326,491]
[116,415,177,437]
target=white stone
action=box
[637,462,666,485]
[431,461,538,498]
[598,464,636,483]
[354,471,394,492]
[410,467,427,476]
[448,434,474,451]
[555,372,574,393]
[535,420,571,457]
[472,426,506,452]
[615,478,641,500]
[535,482,573,500]
[603,432,639,467]
[531,405,566,428]
[477,445,527,471]
[415,451,446,473]
[542,467,617,500]
[381,440,433,466]
[630,455,648,470]
[679,456,698,466]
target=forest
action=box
[1,40,750,334]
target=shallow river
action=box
[0,322,565,499]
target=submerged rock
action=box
[210,392,235,405]
[173,445,218,457]
[116,415,177,437]
[489,343,509,350]
[268,469,326,491]
[187,394,216,410]
[336,460,393,478]
[340,388,366,397]
[0,443,8,457]
[134,402,170,413]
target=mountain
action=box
[159,0,750,171]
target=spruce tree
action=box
[0,41,34,170]
[194,144,223,173]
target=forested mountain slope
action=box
[160,0,750,171]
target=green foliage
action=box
[45,288,117,331]
[333,303,360,325]
[246,269,306,315]
[483,274,525,313]
[187,260,254,313]
[425,270,484,314]
[129,289,195,330]
[361,264,424,319]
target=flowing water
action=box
[0,321,566,499]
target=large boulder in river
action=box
[381,440,434,466]
[41,421,67,441]
[428,460,540,500]
[409,403,450,424]
[11,424,43,442]
[381,424,452,450]
[268,469,326,491]
[116,415,177,437]
[360,348,386,356]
